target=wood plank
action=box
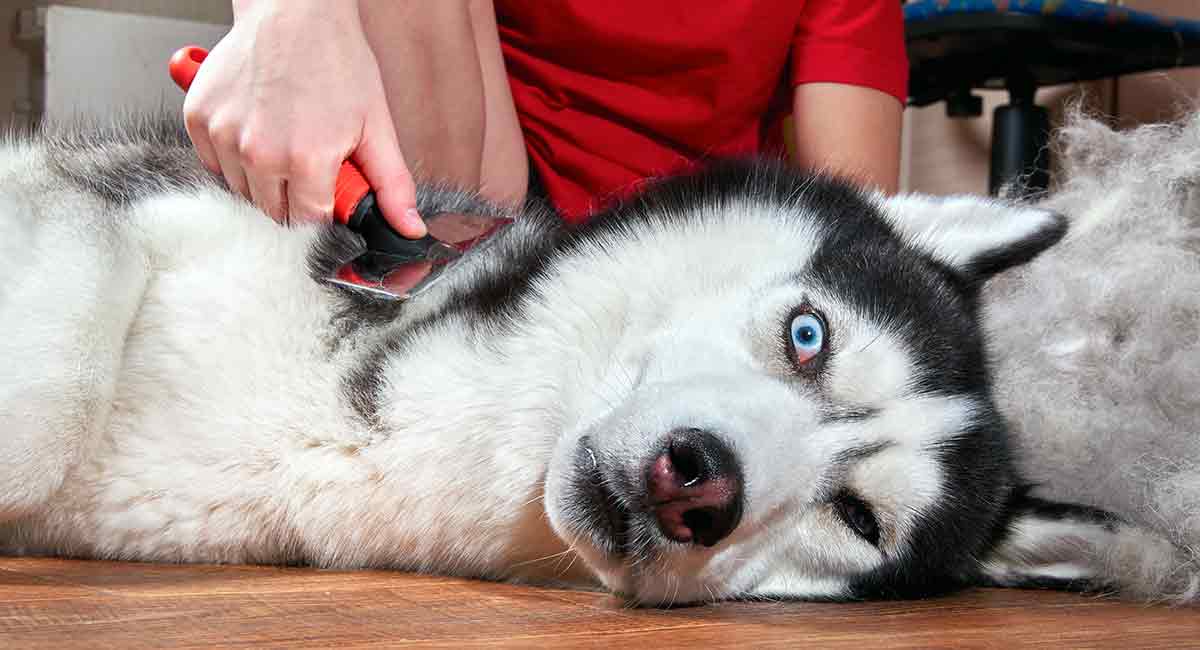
[0,557,1196,648]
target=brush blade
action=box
[323,212,514,300]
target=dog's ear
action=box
[881,194,1067,283]
[974,491,1195,602]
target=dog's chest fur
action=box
[1,178,581,582]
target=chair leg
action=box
[988,81,1051,197]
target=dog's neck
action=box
[334,307,599,585]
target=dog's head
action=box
[540,160,1076,605]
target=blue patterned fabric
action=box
[904,0,1200,38]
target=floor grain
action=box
[1,557,1196,648]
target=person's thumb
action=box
[354,106,426,239]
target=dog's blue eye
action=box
[790,312,825,364]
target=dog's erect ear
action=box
[881,194,1068,283]
[974,491,1197,602]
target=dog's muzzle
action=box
[573,427,745,554]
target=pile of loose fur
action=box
[984,105,1200,604]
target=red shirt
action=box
[495,1,908,222]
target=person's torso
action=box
[496,1,806,220]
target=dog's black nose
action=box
[645,429,743,547]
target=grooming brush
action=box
[168,45,511,300]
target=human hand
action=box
[182,0,425,237]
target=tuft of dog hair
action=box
[983,103,1200,604]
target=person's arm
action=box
[468,0,529,208]
[787,0,907,195]
[358,2,484,201]
[185,0,426,234]
[790,82,903,194]
[363,0,528,209]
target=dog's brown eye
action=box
[833,491,880,546]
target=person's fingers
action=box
[214,148,250,203]
[238,133,293,222]
[354,106,426,238]
[182,97,221,176]
[207,118,251,201]
[285,153,339,222]
[246,171,287,223]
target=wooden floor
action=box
[1,557,1197,648]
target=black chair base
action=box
[907,7,1200,196]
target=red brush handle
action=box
[167,45,207,91]
[168,45,369,227]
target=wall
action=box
[0,1,231,130]
[2,1,39,130]
[902,0,1200,195]
[41,0,230,23]
[1116,0,1200,126]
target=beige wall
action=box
[902,83,1115,196]
[1116,0,1200,126]
[37,0,230,25]
[903,0,1200,195]
[0,1,231,130]
[2,1,40,130]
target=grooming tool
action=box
[168,45,511,299]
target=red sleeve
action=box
[790,0,909,104]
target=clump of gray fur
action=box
[984,105,1200,604]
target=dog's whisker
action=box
[555,549,581,578]
[857,329,884,354]
[508,548,574,569]
[520,493,545,508]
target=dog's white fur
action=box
[982,107,1200,603]
[0,110,1196,606]
[0,169,578,581]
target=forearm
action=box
[469,0,528,208]
[358,1,486,192]
[791,82,903,195]
[357,0,527,208]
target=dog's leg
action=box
[0,194,148,519]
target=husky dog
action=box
[0,113,1192,606]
